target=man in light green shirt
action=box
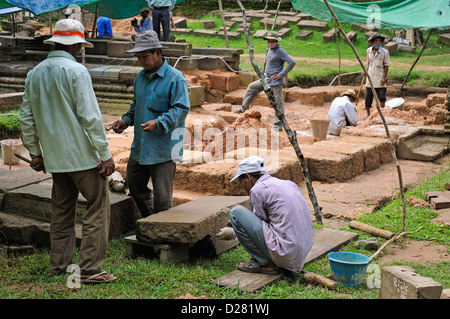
[19,19,116,284]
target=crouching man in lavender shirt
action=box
[216,156,314,274]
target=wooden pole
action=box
[237,0,323,225]
[218,0,229,48]
[401,28,434,89]
[91,2,99,39]
[335,25,341,85]
[323,0,407,231]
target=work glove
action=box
[215,227,236,240]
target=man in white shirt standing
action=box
[365,33,390,117]
[327,89,359,136]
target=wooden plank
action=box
[213,228,358,291]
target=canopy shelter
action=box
[291,0,450,31]
[0,0,185,18]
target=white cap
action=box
[230,156,267,183]
[43,19,93,48]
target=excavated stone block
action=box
[380,266,443,299]
[384,41,398,55]
[135,196,250,244]
[209,73,240,92]
[253,30,267,38]
[199,20,215,29]
[107,41,134,58]
[437,33,450,46]
[297,20,328,31]
[323,28,339,43]
[188,85,205,107]
[296,30,313,40]
[218,31,241,40]
[193,29,218,37]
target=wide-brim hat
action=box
[43,19,93,48]
[230,156,267,183]
[140,6,150,13]
[263,31,281,42]
[341,89,359,102]
[368,32,385,43]
[127,30,168,53]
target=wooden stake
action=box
[323,0,407,232]
[218,0,229,48]
[237,0,322,225]
[370,226,424,260]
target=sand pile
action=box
[202,110,291,160]
[359,108,423,127]
[110,17,138,34]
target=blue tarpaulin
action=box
[0,5,21,16]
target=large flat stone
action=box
[136,196,250,244]
[297,20,328,31]
[397,128,450,161]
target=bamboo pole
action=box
[323,0,407,232]
[401,28,434,89]
[218,0,229,48]
[271,0,283,31]
[237,0,323,225]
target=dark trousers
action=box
[126,157,176,218]
[50,168,110,276]
[152,8,170,42]
[365,87,386,111]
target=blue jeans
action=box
[229,205,273,266]
[152,8,170,42]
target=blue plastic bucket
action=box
[327,252,372,287]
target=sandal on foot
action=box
[79,271,117,284]
[236,260,280,275]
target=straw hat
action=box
[43,19,93,48]
[230,156,267,182]
[127,30,168,53]
[368,32,385,43]
[140,6,151,13]
[341,89,359,102]
[263,31,281,42]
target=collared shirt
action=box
[326,96,358,136]
[249,174,314,272]
[149,0,176,9]
[264,44,296,87]
[122,59,190,165]
[366,46,389,88]
[19,50,111,173]
[97,16,112,37]
[134,16,153,33]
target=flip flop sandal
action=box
[236,260,280,275]
[78,271,117,284]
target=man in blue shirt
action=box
[111,30,189,218]
[132,6,153,33]
[97,16,112,38]
[149,0,176,41]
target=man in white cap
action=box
[111,30,189,218]
[216,156,314,275]
[326,89,359,136]
[19,19,116,284]
[132,6,153,33]
[234,31,296,131]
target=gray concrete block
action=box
[380,266,443,299]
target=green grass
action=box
[174,14,450,87]
[0,167,448,299]
[0,109,20,139]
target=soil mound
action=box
[203,110,291,159]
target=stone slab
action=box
[199,20,215,29]
[437,33,450,46]
[213,228,358,291]
[218,31,241,40]
[259,18,288,28]
[135,195,250,244]
[380,266,443,299]
[193,29,218,37]
[397,128,450,161]
[1,176,140,239]
[297,20,328,31]
[296,30,313,40]
[107,41,134,58]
